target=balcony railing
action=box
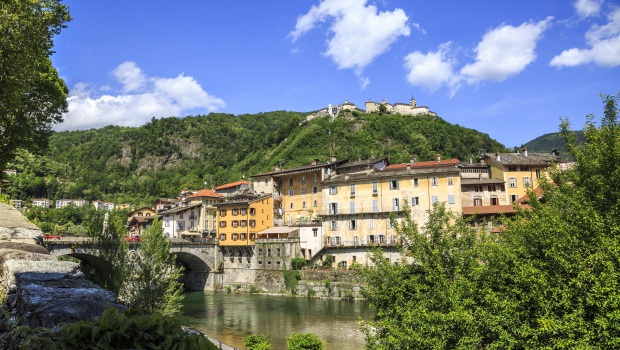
[324,237,399,247]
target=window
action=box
[523,177,532,187]
[448,176,454,186]
[189,221,195,229]
[179,213,184,219]
[389,179,399,190]
[220,234,226,241]
[392,198,400,211]
[288,189,294,196]
[411,197,419,206]
[431,177,439,186]
[475,185,483,192]
[277,248,281,257]
[289,178,294,186]
[240,220,247,227]
[267,248,272,257]
[189,211,196,220]
[350,184,356,196]
[509,177,517,188]
[491,197,499,205]
[312,228,318,237]
[258,248,263,256]
[510,194,519,203]
[349,219,358,230]
[508,166,517,172]
[204,220,209,228]
[488,185,497,192]
[474,198,482,206]
[312,186,318,194]
[165,221,170,227]
[264,179,268,185]
[302,201,307,209]
[232,220,239,228]
[250,208,256,215]
[387,219,392,229]
[250,233,256,240]
[431,196,438,204]
[301,188,306,195]
[448,195,455,204]
[249,219,256,227]
[313,173,318,182]
[413,178,419,187]
[328,202,338,215]
[372,200,379,213]
[232,233,238,241]
[289,202,294,209]
[536,169,542,179]
[521,166,530,171]
[330,221,338,230]
[301,176,306,185]
[232,208,238,216]
[220,209,227,217]
[313,200,317,208]
[329,186,338,195]
[354,236,360,245]
[349,201,355,214]
[372,181,378,194]
[240,208,247,215]
[368,219,374,230]
[220,221,227,228]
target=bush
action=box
[286,333,325,350]
[283,270,301,294]
[243,333,271,350]
[290,258,306,270]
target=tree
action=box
[0,0,71,171]
[243,334,271,350]
[120,217,184,315]
[360,93,620,348]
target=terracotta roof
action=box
[384,158,460,171]
[188,189,221,198]
[462,204,530,215]
[215,180,248,190]
[515,187,545,204]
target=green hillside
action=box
[523,130,584,160]
[4,110,507,205]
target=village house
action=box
[126,206,156,236]
[365,97,437,116]
[32,198,50,208]
[55,199,89,209]
[186,189,222,239]
[159,203,201,239]
[92,200,115,211]
[214,180,249,195]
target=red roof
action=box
[384,158,460,171]
[215,180,248,190]
[515,187,545,204]
[188,189,221,198]
[462,204,531,215]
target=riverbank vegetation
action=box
[360,94,620,348]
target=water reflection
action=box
[181,291,373,349]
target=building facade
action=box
[215,193,273,247]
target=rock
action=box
[0,203,42,243]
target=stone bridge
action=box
[45,238,222,291]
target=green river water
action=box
[181,291,373,349]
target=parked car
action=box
[43,235,61,240]
[124,234,141,243]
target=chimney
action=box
[312,159,319,165]
[331,156,337,163]
[406,163,411,170]
[410,155,416,164]
[344,173,349,180]
[436,153,441,162]
[522,146,528,157]
[274,165,280,171]
[496,152,500,161]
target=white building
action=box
[159,203,202,239]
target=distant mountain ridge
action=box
[4,110,507,205]
[523,130,584,160]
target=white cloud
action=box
[460,17,552,83]
[290,0,410,84]
[404,42,460,94]
[575,0,602,18]
[551,8,620,67]
[58,62,225,131]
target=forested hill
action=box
[5,110,507,205]
[523,130,584,161]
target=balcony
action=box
[316,205,404,216]
[324,236,399,247]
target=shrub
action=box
[243,333,271,350]
[286,333,325,350]
[291,258,306,270]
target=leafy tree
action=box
[360,93,620,348]
[243,333,271,350]
[120,217,184,315]
[0,0,70,171]
[286,333,325,350]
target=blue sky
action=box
[51,0,620,148]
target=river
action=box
[181,291,374,349]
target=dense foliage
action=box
[0,0,70,170]
[243,333,272,350]
[286,333,325,350]
[360,93,620,349]
[3,110,506,207]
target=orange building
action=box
[215,193,273,247]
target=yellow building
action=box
[484,149,559,203]
[215,193,273,247]
[252,159,346,226]
[319,158,462,267]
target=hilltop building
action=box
[365,97,437,116]
[305,100,358,121]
